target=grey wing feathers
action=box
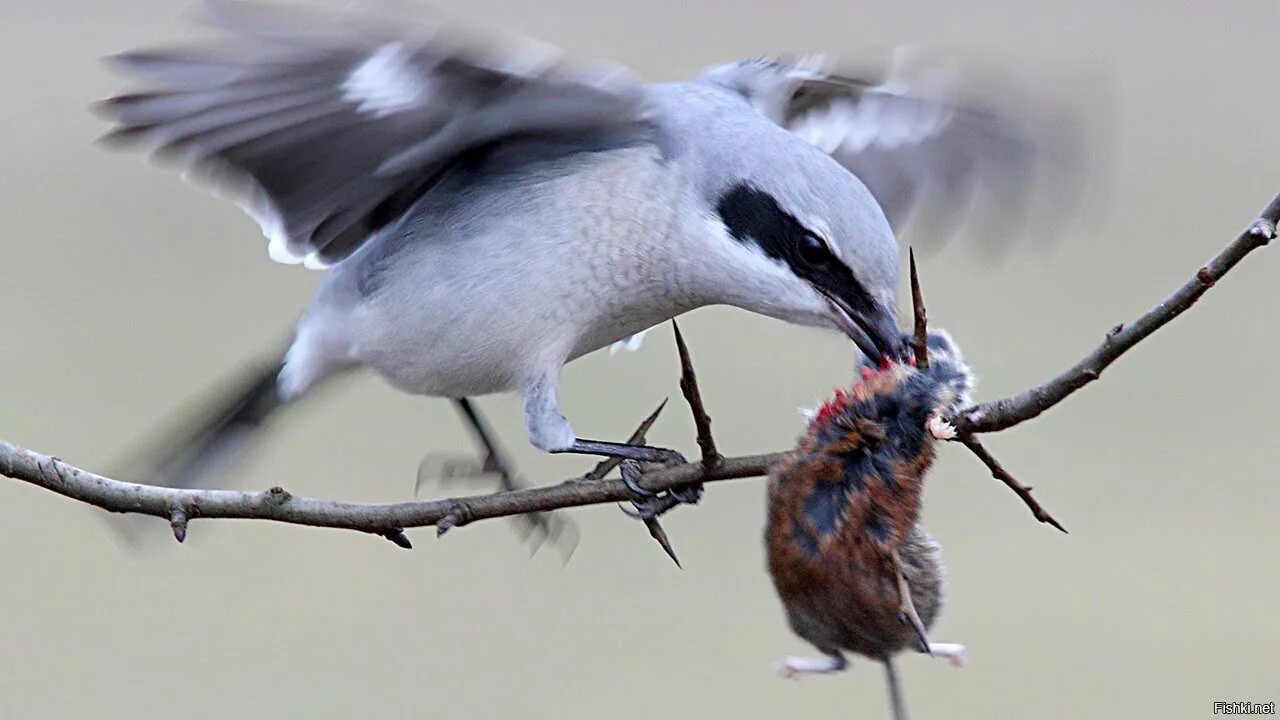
[95,1,654,268]
[707,53,1091,254]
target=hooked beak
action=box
[822,293,903,363]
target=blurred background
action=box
[2,1,1277,718]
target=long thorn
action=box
[672,320,721,470]
[909,248,929,369]
[957,436,1068,533]
[378,528,413,549]
[583,399,668,482]
[620,460,682,568]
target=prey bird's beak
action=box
[823,295,903,363]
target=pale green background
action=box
[1,1,1277,718]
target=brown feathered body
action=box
[765,331,971,661]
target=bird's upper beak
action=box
[822,293,904,363]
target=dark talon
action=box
[620,468,657,498]
[668,483,704,505]
[618,462,683,567]
[618,463,683,520]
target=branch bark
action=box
[1,191,1275,543]
[0,438,775,540]
[954,194,1278,435]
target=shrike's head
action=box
[695,122,904,362]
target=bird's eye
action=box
[798,233,832,266]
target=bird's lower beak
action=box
[823,295,903,363]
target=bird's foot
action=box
[415,453,485,496]
[927,414,957,440]
[775,654,849,679]
[566,438,700,508]
[615,459,691,567]
[925,642,966,668]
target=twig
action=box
[954,193,1278,435]
[957,436,1067,533]
[910,246,1063,528]
[1,191,1275,542]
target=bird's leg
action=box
[439,397,571,554]
[775,653,849,679]
[522,371,691,480]
[924,642,966,668]
[891,548,932,654]
[453,398,518,490]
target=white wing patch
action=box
[791,91,956,155]
[790,50,959,156]
[342,43,432,118]
[181,165,306,266]
[609,329,649,355]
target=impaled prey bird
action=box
[96,1,1081,497]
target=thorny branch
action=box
[0,192,1275,547]
[909,242,1065,532]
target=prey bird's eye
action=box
[797,233,833,266]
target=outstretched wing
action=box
[95,0,654,268]
[703,51,1094,254]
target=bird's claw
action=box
[668,483,704,504]
[615,458,701,512]
[616,460,687,566]
[927,414,957,440]
[774,654,848,679]
[926,642,966,668]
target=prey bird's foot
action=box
[775,654,849,680]
[926,642,966,668]
[927,414,957,440]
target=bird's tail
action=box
[107,356,290,544]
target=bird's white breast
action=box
[295,144,699,399]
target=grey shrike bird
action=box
[96,1,1083,493]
